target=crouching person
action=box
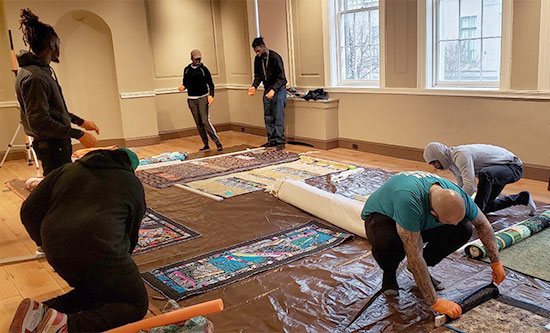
[10,148,147,332]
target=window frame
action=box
[335,0,383,87]
[431,0,504,89]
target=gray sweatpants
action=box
[188,96,220,146]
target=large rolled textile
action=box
[268,179,367,238]
[465,210,550,259]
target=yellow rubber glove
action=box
[207,95,214,106]
[265,89,275,99]
[248,86,256,96]
[431,298,462,319]
[490,261,506,285]
[178,85,185,92]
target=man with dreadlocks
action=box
[15,8,99,176]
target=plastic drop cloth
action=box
[139,163,550,332]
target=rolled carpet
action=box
[268,179,367,238]
[464,210,550,259]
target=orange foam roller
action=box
[105,298,223,333]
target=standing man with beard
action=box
[248,37,287,150]
[16,8,99,176]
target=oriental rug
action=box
[134,208,201,255]
[141,220,352,301]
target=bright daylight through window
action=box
[435,0,502,87]
[337,0,380,85]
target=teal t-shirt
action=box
[361,171,478,232]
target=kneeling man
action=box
[362,171,505,319]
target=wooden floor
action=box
[0,130,549,330]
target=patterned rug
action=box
[184,156,355,199]
[141,220,353,301]
[134,208,201,255]
[436,296,550,332]
[136,149,299,188]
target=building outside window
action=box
[336,0,380,85]
[435,0,502,87]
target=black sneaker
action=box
[260,142,272,148]
[216,143,223,152]
[276,144,285,151]
[199,146,210,151]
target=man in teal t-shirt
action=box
[362,171,505,320]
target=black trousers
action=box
[33,138,72,176]
[188,96,220,146]
[43,259,148,332]
[364,213,473,274]
[475,163,524,214]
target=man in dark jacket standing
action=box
[16,9,99,176]
[248,37,287,150]
[10,148,147,333]
[179,49,222,152]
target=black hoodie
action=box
[20,150,146,267]
[15,52,84,140]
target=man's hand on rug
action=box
[248,86,256,96]
[431,298,462,319]
[265,89,275,99]
[208,95,214,106]
[490,261,506,285]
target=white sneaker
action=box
[527,192,537,216]
[9,298,48,333]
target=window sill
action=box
[313,86,550,100]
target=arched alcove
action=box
[53,10,123,141]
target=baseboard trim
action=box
[159,123,231,141]
[4,128,549,182]
[229,123,267,137]
[338,138,425,162]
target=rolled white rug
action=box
[267,179,367,238]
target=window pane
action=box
[370,9,379,45]
[460,39,481,80]
[460,0,481,38]
[343,0,378,11]
[439,0,459,40]
[438,40,460,81]
[483,0,502,37]
[481,37,501,81]
[342,45,379,81]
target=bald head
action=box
[430,185,465,225]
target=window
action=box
[434,0,502,87]
[336,0,380,85]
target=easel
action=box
[0,29,40,169]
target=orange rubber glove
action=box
[207,95,214,106]
[178,85,185,92]
[431,298,462,319]
[248,86,256,96]
[490,261,506,285]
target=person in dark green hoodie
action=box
[16,9,99,176]
[10,148,147,333]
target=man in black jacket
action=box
[179,49,222,152]
[248,37,287,150]
[10,148,148,332]
[16,9,99,176]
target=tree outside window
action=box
[338,0,380,83]
[436,0,502,86]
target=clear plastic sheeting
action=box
[140,165,550,332]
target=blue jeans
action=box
[262,88,286,145]
[475,163,524,213]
